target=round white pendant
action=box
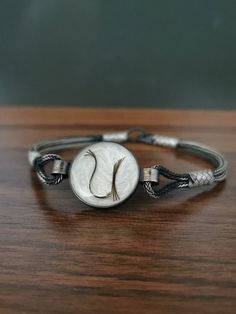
[69,142,140,208]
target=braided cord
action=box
[34,154,64,185]
[142,165,190,199]
[139,133,227,198]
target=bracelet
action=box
[28,128,228,208]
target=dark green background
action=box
[0,0,236,108]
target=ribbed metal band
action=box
[189,170,214,188]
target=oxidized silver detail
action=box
[140,168,159,183]
[34,154,64,185]
[151,135,178,148]
[189,170,214,188]
[103,131,128,143]
[143,181,159,199]
[52,159,68,175]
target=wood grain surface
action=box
[0,107,235,314]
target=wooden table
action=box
[0,107,235,314]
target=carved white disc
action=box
[69,142,140,208]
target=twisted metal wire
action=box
[142,165,190,198]
[34,154,64,185]
[177,141,227,182]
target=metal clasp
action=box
[127,128,147,143]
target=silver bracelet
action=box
[28,128,228,208]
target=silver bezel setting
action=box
[69,142,140,208]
